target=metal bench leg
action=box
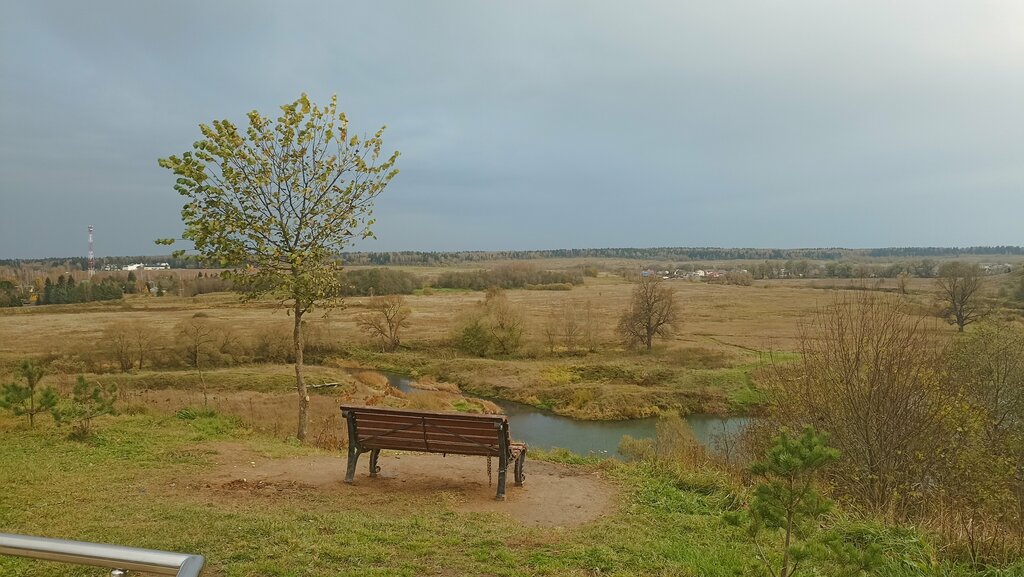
[345,445,361,484]
[514,450,526,487]
[369,449,381,478]
[496,453,508,501]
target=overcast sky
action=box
[2,1,1023,259]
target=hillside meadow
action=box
[1,411,1012,577]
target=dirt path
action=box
[169,442,618,528]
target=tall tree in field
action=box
[935,261,984,332]
[617,275,678,350]
[158,94,400,440]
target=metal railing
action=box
[0,532,204,576]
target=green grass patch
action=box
[0,414,1006,576]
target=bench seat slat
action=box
[352,428,499,446]
[354,422,502,438]
[349,414,505,431]
[341,405,506,421]
[354,422,502,437]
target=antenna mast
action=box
[88,225,95,277]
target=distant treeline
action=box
[865,246,1024,257]
[338,246,1024,266]
[38,275,124,305]
[435,264,583,290]
[0,255,207,270]
[340,268,422,296]
[340,264,582,294]
[4,246,1021,269]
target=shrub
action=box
[454,289,524,357]
[524,283,573,291]
[52,376,117,439]
[618,435,655,462]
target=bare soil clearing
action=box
[168,442,617,528]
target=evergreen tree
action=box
[52,376,117,439]
[0,360,59,427]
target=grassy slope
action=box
[0,414,1010,577]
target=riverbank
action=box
[382,368,750,457]
[335,345,769,421]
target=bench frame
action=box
[341,405,527,500]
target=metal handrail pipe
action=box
[0,532,204,576]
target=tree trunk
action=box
[294,303,308,441]
[781,510,793,577]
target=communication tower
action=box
[88,225,95,277]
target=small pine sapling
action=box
[52,376,117,439]
[727,426,839,577]
[0,360,58,427]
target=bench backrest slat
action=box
[341,404,511,457]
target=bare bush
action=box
[104,320,160,372]
[940,322,1024,562]
[456,289,525,357]
[356,295,411,352]
[174,316,232,405]
[104,321,135,372]
[765,292,956,516]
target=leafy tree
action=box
[52,376,117,439]
[0,279,22,307]
[935,261,984,332]
[0,360,58,427]
[357,295,411,352]
[158,93,400,441]
[744,427,840,577]
[617,275,678,350]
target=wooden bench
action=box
[340,405,527,500]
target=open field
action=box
[2,261,1020,420]
[0,412,1006,577]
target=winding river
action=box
[374,371,749,458]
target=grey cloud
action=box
[1,1,1022,258]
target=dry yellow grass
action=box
[2,261,1016,420]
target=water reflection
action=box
[373,370,749,458]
